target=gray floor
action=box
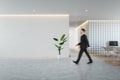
[0,56,120,80]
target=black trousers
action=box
[76,48,92,63]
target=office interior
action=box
[0,0,120,80]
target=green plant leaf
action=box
[55,45,61,49]
[59,46,61,49]
[63,37,67,42]
[59,42,64,45]
[60,34,65,41]
[63,37,67,41]
[53,38,58,41]
[55,44,59,48]
[63,40,67,42]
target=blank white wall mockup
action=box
[69,28,77,49]
[0,15,69,59]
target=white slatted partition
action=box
[88,20,120,53]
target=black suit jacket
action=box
[77,34,90,49]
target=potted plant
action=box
[53,34,67,59]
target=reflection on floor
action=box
[0,56,120,80]
[92,53,120,69]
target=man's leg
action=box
[84,49,93,63]
[74,48,84,64]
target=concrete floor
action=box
[0,56,120,80]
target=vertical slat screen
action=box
[88,20,120,54]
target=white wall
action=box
[69,28,77,49]
[0,15,69,59]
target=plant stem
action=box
[58,49,61,55]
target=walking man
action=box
[73,28,93,64]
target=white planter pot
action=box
[57,55,61,59]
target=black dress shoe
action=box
[73,61,78,64]
[87,61,93,64]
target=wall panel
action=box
[0,15,69,59]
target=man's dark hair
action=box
[81,28,86,32]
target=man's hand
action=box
[76,44,78,46]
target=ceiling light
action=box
[0,14,69,17]
[84,9,88,12]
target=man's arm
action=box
[84,35,90,47]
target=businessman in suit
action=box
[73,28,93,64]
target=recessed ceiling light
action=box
[84,9,88,12]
